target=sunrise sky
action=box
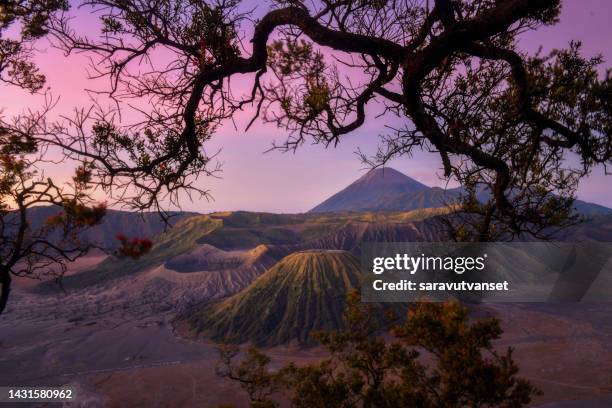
[2,0,611,213]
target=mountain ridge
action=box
[10,205,194,249]
[310,167,612,216]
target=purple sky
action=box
[2,0,611,213]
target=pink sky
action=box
[2,0,611,213]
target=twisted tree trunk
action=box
[0,271,11,315]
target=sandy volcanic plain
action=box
[1,248,612,407]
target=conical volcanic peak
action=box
[353,167,427,190]
[189,250,362,345]
[309,167,430,213]
[310,167,612,215]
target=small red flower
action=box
[115,235,153,259]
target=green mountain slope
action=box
[189,250,363,345]
[41,215,221,291]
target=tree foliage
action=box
[0,1,156,314]
[0,140,106,314]
[0,0,68,91]
[218,290,539,407]
[0,1,103,315]
[0,0,603,240]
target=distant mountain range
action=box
[310,167,612,216]
[21,205,192,249]
[18,168,610,248]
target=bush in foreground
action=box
[217,290,539,408]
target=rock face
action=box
[165,244,275,273]
[190,250,363,346]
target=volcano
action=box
[309,167,434,213]
[188,250,363,345]
[310,167,612,216]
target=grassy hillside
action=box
[37,208,450,293]
[189,250,363,345]
[198,209,451,250]
[41,215,221,291]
